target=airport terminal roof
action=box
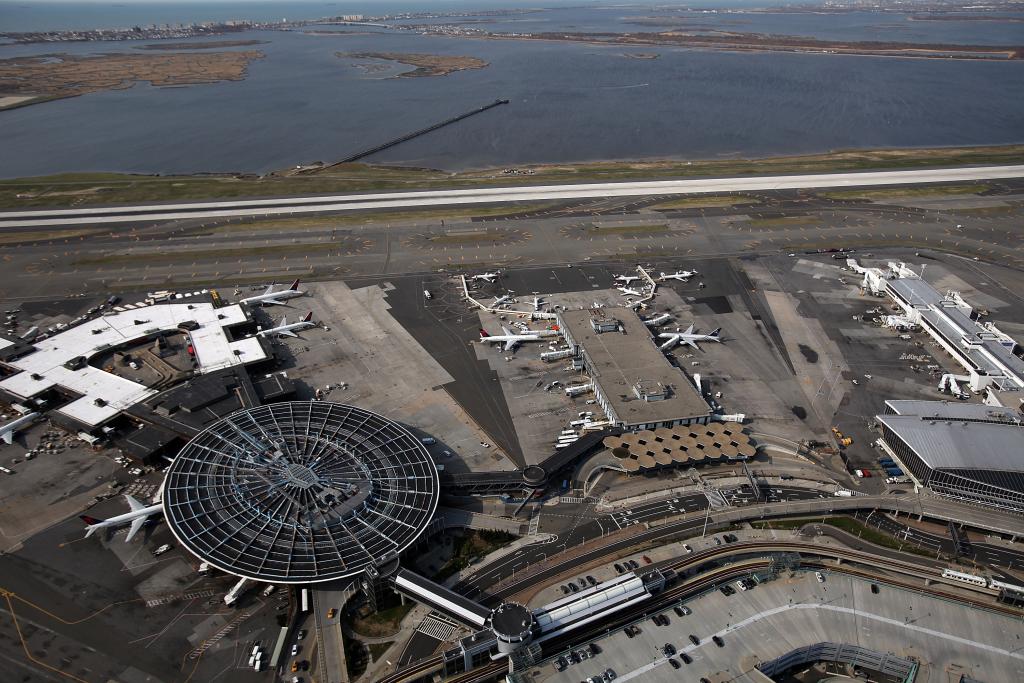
[163,402,439,583]
[0,303,266,427]
[885,400,1022,424]
[877,413,1024,473]
[558,308,709,426]
[887,277,1024,384]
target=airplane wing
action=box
[681,339,699,349]
[278,329,298,338]
[125,516,147,543]
[501,326,513,336]
[260,297,285,305]
[279,317,288,327]
[125,494,145,512]
[683,324,695,335]
[1,431,11,445]
[504,339,518,352]
[262,284,274,295]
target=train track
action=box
[378,539,1022,683]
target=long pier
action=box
[328,98,509,167]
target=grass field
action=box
[821,183,992,200]
[368,641,394,662]
[72,242,336,266]
[652,195,755,210]
[3,145,1021,209]
[432,529,518,582]
[752,516,933,557]
[745,215,820,228]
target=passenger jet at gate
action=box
[240,279,305,306]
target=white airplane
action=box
[0,411,38,445]
[617,286,642,297]
[615,274,641,285]
[658,325,722,351]
[493,294,513,307]
[80,494,164,543]
[480,326,559,351]
[532,297,544,312]
[471,272,500,283]
[257,312,314,338]
[660,270,698,282]
[240,279,305,306]
[643,313,672,327]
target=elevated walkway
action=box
[394,568,491,629]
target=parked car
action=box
[816,572,825,583]
[712,635,724,647]
[680,653,692,664]
[669,658,681,670]
[689,634,700,646]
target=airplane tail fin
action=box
[80,515,102,536]
[710,327,722,337]
[301,312,313,323]
[479,329,490,338]
[288,278,301,291]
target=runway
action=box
[3,165,1024,227]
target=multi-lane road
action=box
[3,165,1024,227]
[453,487,1024,605]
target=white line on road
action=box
[4,165,1023,227]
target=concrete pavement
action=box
[4,165,1024,227]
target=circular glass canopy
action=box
[163,402,439,583]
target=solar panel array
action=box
[163,402,439,583]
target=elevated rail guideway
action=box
[3,165,1023,228]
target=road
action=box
[3,165,1024,227]
[452,488,1024,606]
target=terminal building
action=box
[556,307,711,431]
[876,400,1024,513]
[851,260,1024,408]
[0,302,270,435]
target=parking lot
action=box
[532,568,1024,683]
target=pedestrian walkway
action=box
[417,612,460,643]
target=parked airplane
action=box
[643,313,672,327]
[471,272,500,283]
[658,324,722,351]
[480,326,559,351]
[493,294,512,307]
[257,312,314,338]
[532,297,544,312]
[660,270,698,282]
[80,494,164,542]
[614,274,641,285]
[240,279,304,306]
[0,411,38,445]
[617,287,642,297]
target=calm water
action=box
[1,4,1023,178]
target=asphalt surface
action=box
[4,165,1024,227]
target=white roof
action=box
[0,336,14,351]
[0,303,266,427]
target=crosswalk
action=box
[559,496,584,504]
[417,613,460,642]
[146,588,216,607]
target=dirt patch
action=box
[338,51,488,77]
[798,344,819,363]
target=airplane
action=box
[660,270,698,282]
[480,326,559,351]
[1,411,38,445]
[614,274,641,285]
[493,294,512,307]
[643,313,672,327]
[617,286,642,297]
[471,272,500,283]
[658,325,722,351]
[532,297,544,312]
[80,494,164,543]
[240,279,304,306]
[257,312,315,338]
